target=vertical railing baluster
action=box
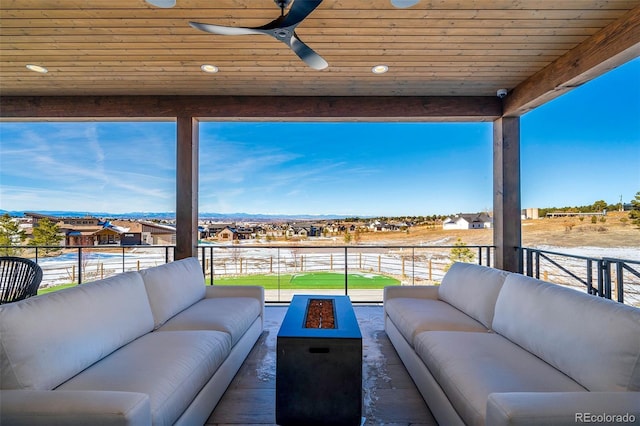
[122,247,125,273]
[200,246,205,276]
[535,251,540,279]
[209,246,214,286]
[344,247,348,296]
[586,259,593,294]
[78,246,83,284]
[597,259,604,297]
[616,261,624,303]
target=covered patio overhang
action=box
[2,2,639,272]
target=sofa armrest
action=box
[384,285,439,301]
[0,390,151,426]
[486,392,640,426]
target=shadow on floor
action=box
[207,305,436,426]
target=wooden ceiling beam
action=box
[0,95,502,122]
[503,5,640,117]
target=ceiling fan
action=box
[188,0,328,70]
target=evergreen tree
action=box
[592,200,607,212]
[629,191,640,229]
[444,238,476,271]
[0,214,26,256]
[28,218,63,255]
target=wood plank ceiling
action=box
[2,0,639,100]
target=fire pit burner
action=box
[305,299,336,329]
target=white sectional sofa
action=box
[384,262,640,426]
[0,257,264,426]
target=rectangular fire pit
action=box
[276,295,362,426]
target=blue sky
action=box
[1,58,638,217]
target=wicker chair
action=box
[0,256,43,304]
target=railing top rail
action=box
[4,244,496,249]
[602,257,640,265]
[199,244,495,250]
[521,246,601,262]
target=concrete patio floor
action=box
[206,305,436,426]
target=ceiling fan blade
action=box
[189,21,264,36]
[290,33,328,70]
[145,0,176,8]
[281,0,323,27]
[391,0,420,7]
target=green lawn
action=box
[38,283,76,294]
[37,271,400,294]
[214,272,400,289]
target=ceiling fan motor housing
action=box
[275,0,293,10]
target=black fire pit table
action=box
[276,295,362,426]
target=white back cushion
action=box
[493,273,640,391]
[140,257,206,329]
[0,272,154,390]
[438,262,510,329]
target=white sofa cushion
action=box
[384,298,488,347]
[58,330,231,426]
[158,296,262,346]
[0,390,152,426]
[493,274,640,391]
[0,272,154,390]
[415,331,586,426]
[140,257,206,329]
[438,262,510,329]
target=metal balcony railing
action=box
[3,244,638,306]
[520,247,640,306]
[2,244,493,303]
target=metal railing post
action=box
[344,247,348,296]
[78,247,83,284]
[586,259,593,295]
[209,246,214,286]
[615,261,624,303]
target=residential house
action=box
[442,213,492,230]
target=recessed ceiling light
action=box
[372,64,389,74]
[26,64,48,74]
[145,0,176,8]
[200,64,219,73]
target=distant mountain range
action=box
[0,210,347,222]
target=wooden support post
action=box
[176,116,199,260]
[493,116,522,272]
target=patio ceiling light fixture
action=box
[26,64,48,74]
[200,64,219,73]
[372,64,389,74]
